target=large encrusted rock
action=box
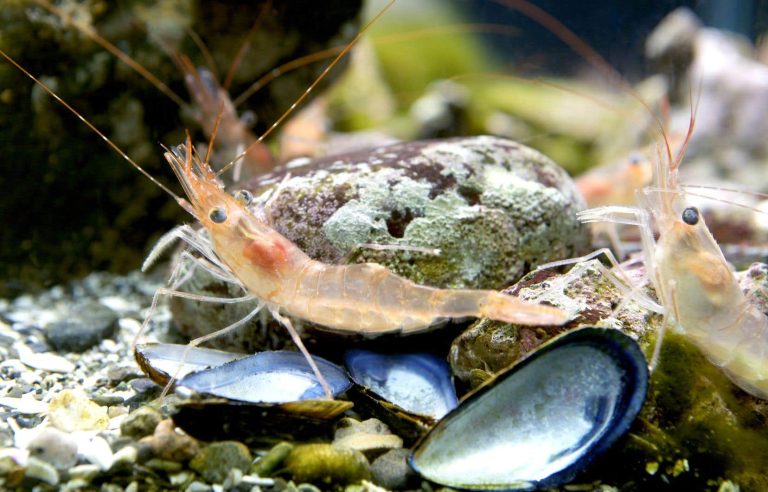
[169,136,589,350]
[449,259,658,387]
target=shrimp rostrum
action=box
[579,120,768,399]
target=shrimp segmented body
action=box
[165,142,569,335]
[580,121,768,399]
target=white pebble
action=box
[15,343,75,373]
[27,427,78,470]
[77,436,113,470]
[99,296,135,313]
[110,445,137,469]
[25,456,60,486]
[118,318,142,335]
[68,464,101,481]
[170,471,195,486]
[0,397,49,415]
[185,481,212,492]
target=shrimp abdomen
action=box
[282,261,568,334]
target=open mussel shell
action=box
[178,350,352,403]
[172,351,354,443]
[345,349,459,442]
[410,327,648,491]
[134,343,246,386]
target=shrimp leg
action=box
[269,309,333,399]
[161,302,266,397]
[132,289,256,351]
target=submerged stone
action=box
[450,259,657,386]
[285,443,371,486]
[45,301,118,353]
[189,441,252,484]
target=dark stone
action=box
[45,301,118,353]
[371,448,416,490]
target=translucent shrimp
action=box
[580,117,768,399]
[163,139,570,335]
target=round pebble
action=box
[189,441,252,484]
[48,389,109,432]
[24,456,60,486]
[45,301,118,353]
[370,449,416,490]
[285,443,371,486]
[26,427,78,470]
[120,406,162,439]
[140,419,199,462]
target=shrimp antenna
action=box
[32,0,186,108]
[223,0,273,91]
[217,0,397,178]
[491,0,675,167]
[0,48,187,208]
[204,102,227,166]
[232,22,521,107]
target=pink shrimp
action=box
[163,138,569,335]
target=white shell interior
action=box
[412,345,623,487]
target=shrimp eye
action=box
[682,207,699,225]
[234,189,253,206]
[209,207,227,223]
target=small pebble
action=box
[107,366,142,385]
[48,389,109,432]
[67,463,101,481]
[169,470,195,486]
[285,443,371,485]
[15,343,75,373]
[45,301,118,353]
[145,458,183,472]
[140,419,199,462]
[333,418,403,457]
[24,456,60,486]
[222,467,243,489]
[189,441,253,484]
[186,481,212,492]
[26,427,78,470]
[78,435,113,470]
[120,406,162,439]
[370,448,415,490]
[110,445,138,470]
[250,441,294,477]
[0,396,49,415]
[92,395,125,407]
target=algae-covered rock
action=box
[250,441,294,478]
[171,136,589,349]
[48,389,109,432]
[285,443,371,486]
[120,405,162,439]
[450,259,657,386]
[189,440,252,484]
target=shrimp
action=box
[492,0,768,398]
[163,139,569,334]
[579,113,768,399]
